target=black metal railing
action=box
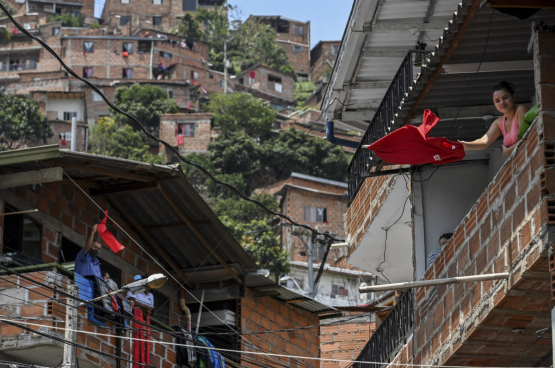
[347,50,432,203]
[352,290,415,368]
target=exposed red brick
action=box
[500,217,512,247]
[513,200,525,230]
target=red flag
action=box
[97,211,125,253]
[12,28,18,35]
[123,51,129,57]
[187,100,191,110]
[177,134,184,145]
[249,70,255,79]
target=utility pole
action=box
[307,234,315,298]
[63,284,78,368]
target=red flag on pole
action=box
[97,211,125,253]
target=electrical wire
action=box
[0,319,543,368]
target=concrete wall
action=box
[46,98,86,121]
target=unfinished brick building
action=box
[310,41,339,84]
[248,16,311,80]
[323,0,555,366]
[0,145,332,368]
[159,112,212,159]
[235,65,295,111]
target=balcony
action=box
[347,50,431,203]
[352,290,414,368]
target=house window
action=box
[123,42,133,54]
[23,23,32,30]
[153,16,162,25]
[120,16,131,26]
[293,25,304,35]
[304,206,327,223]
[293,45,302,52]
[121,0,129,3]
[83,41,94,53]
[153,0,162,4]
[63,112,77,121]
[83,67,93,77]
[178,123,194,137]
[268,74,282,93]
[92,89,103,101]
[122,68,133,78]
[160,51,172,58]
[3,205,43,263]
[138,41,151,53]
[331,284,348,299]
[191,70,198,80]
[166,89,174,98]
[52,27,60,36]
[332,45,339,55]
[182,0,196,11]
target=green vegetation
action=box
[0,4,18,17]
[294,81,317,109]
[112,84,179,130]
[181,92,348,277]
[0,93,52,151]
[88,117,164,164]
[47,11,84,27]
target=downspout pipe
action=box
[326,121,359,149]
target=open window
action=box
[276,19,289,33]
[122,68,133,79]
[83,41,94,53]
[138,41,151,53]
[3,205,43,264]
[304,206,327,223]
[153,16,162,25]
[268,74,283,93]
[63,112,77,121]
[152,290,170,324]
[293,25,304,35]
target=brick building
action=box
[159,112,212,159]
[101,0,225,36]
[235,65,295,111]
[322,0,555,366]
[248,16,311,80]
[310,41,339,84]
[0,145,333,368]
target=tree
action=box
[1,4,18,17]
[47,11,83,27]
[0,93,52,151]
[261,128,348,182]
[178,13,203,40]
[294,81,317,109]
[112,84,179,130]
[89,117,164,164]
[206,92,275,139]
[230,20,291,74]
[214,193,279,223]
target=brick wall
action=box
[159,113,211,157]
[310,42,339,83]
[237,66,295,104]
[240,289,320,368]
[320,315,375,368]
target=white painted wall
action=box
[46,98,85,121]
[412,147,507,279]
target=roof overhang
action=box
[321,0,463,132]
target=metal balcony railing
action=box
[352,290,414,368]
[347,50,431,203]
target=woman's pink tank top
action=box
[499,115,519,147]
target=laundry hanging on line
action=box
[364,109,465,165]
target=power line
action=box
[0,319,542,368]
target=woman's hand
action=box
[502,144,517,157]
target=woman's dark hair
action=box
[439,233,453,241]
[492,81,516,95]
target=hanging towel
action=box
[97,211,125,253]
[366,109,465,165]
[249,70,255,79]
[177,134,184,146]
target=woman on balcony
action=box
[459,81,529,157]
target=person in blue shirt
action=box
[75,224,102,278]
[426,233,452,269]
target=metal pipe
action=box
[326,121,359,149]
[330,242,348,249]
[359,273,509,293]
[195,289,205,333]
[70,117,77,151]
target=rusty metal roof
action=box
[0,146,256,284]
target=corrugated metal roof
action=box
[246,274,336,314]
[291,172,348,188]
[0,146,256,278]
[322,0,463,131]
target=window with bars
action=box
[153,16,162,25]
[83,41,94,53]
[122,68,133,79]
[138,41,151,53]
[52,27,60,36]
[63,112,77,121]
[3,205,43,263]
[177,123,194,137]
[293,45,302,52]
[331,285,348,299]
[303,206,327,223]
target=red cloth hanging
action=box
[12,28,17,35]
[133,307,150,368]
[97,211,125,253]
[123,51,129,57]
[177,134,184,146]
[249,70,255,79]
[187,101,191,110]
[366,109,465,165]
[61,139,66,146]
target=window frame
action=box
[293,25,305,35]
[152,16,162,25]
[83,67,93,78]
[92,89,103,102]
[122,68,133,79]
[2,204,43,262]
[303,206,328,223]
[52,27,60,36]
[138,41,151,53]
[63,111,78,121]
[293,45,302,52]
[83,41,94,53]
[122,42,133,54]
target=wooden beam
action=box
[486,0,555,8]
[285,298,309,304]
[60,178,101,189]
[50,160,156,183]
[106,194,194,289]
[90,182,158,196]
[0,167,63,189]
[424,0,439,23]
[250,285,282,291]
[404,0,482,125]
[157,186,242,285]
